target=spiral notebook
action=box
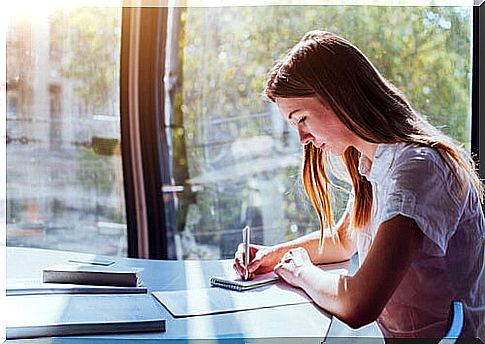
[210,271,279,291]
[210,260,352,292]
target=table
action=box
[5,247,382,342]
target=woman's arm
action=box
[275,214,424,329]
[234,208,356,278]
[274,209,356,264]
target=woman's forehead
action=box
[276,97,323,110]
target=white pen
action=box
[243,226,251,281]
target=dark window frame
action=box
[472,4,484,181]
[120,7,177,259]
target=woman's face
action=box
[275,96,356,156]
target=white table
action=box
[6,247,382,342]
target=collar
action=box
[358,143,400,183]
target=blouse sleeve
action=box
[379,148,467,257]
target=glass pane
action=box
[6,5,127,256]
[172,6,471,259]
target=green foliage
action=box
[179,6,472,249]
[183,6,471,149]
[50,7,121,114]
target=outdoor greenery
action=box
[51,7,121,115]
[179,6,472,257]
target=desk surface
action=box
[6,247,382,342]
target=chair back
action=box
[438,300,464,344]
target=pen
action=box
[243,226,251,281]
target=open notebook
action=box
[210,271,279,291]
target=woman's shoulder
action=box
[394,142,445,166]
[389,142,467,204]
[389,142,454,179]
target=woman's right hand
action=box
[233,243,282,280]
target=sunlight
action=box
[6,0,122,19]
[183,260,217,342]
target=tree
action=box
[177,6,472,256]
[51,7,121,115]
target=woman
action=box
[233,31,484,340]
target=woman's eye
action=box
[298,117,306,124]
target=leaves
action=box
[178,6,472,255]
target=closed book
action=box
[43,264,143,287]
[7,278,147,296]
[6,294,165,339]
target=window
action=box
[6,5,127,256]
[167,6,472,259]
[6,4,475,260]
[7,95,18,119]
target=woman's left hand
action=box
[274,247,314,288]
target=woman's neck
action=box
[355,140,379,163]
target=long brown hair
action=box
[264,30,482,241]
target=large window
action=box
[6,5,127,255]
[169,6,472,259]
[5,5,474,259]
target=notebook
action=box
[210,259,351,292]
[42,264,143,287]
[210,271,279,291]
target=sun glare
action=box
[6,0,123,19]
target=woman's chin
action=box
[314,143,343,156]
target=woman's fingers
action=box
[233,247,245,277]
[233,243,273,278]
[233,261,244,278]
[234,243,255,277]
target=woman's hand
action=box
[274,247,314,288]
[233,243,281,280]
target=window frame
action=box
[472,4,484,181]
[120,6,177,259]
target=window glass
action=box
[6,5,127,256]
[172,6,471,259]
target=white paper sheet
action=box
[152,283,313,317]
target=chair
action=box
[438,300,464,344]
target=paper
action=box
[152,283,313,317]
[67,257,115,266]
[153,259,351,317]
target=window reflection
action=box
[172,6,471,259]
[6,6,126,255]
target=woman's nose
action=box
[298,127,313,145]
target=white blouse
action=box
[355,142,484,339]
